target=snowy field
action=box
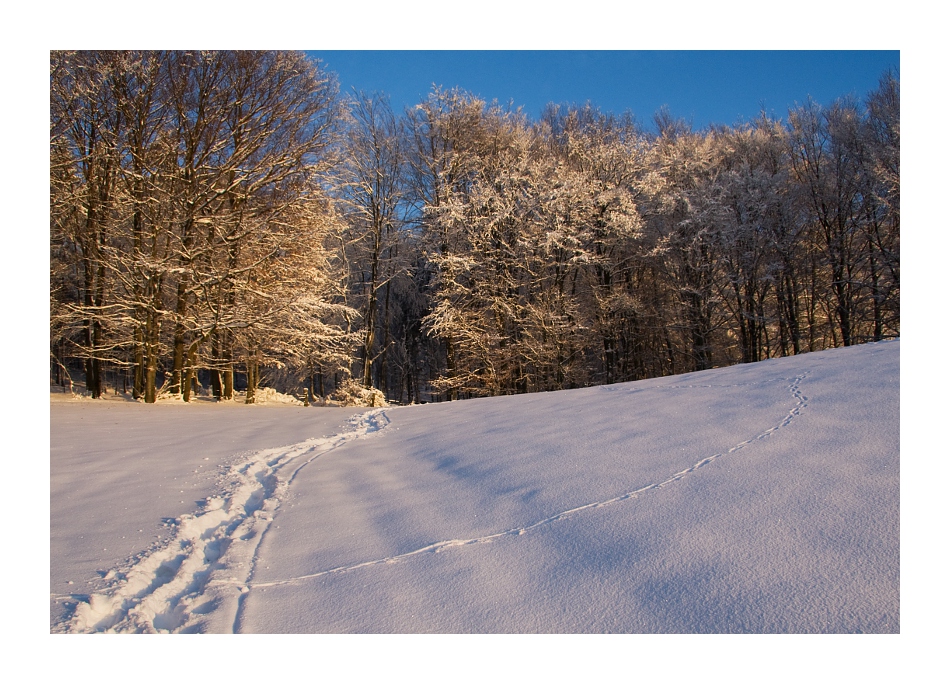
[50,340,899,637]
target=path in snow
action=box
[49,401,367,628]
[54,410,389,634]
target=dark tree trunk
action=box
[182,339,200,402]
[133,327,145,399]
[245,352,259,404]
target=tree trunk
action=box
[85,357,101,399]
[223,366,234,401]
[145,355,157,404]
[182,339,200,402]
[221,329,234,401]
[245,353,259,404]
[133,326,145,399]
[210,329,223,400]
[445,336,458,401]
[171,278,188,395]
[379,280,392,398]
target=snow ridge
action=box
[56,409,390,634]
[246,373,809,590]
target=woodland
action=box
[49,50,899,405]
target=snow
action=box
[50,401,366,630]
[51,340,899,637]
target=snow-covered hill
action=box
[50,340,898,633]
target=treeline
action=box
[50,51,899,404]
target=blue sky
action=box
[307,51,899,130]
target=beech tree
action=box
[788,98,864,347]
[643,120,727,372]
[706,120,791,362]
[403,88,500,399]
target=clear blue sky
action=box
[307,51,899,130]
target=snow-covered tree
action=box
[50,50,352,402]
[337,91,408,395]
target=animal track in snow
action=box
[246,373,809,590]
[55,409,390,634]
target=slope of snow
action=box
[51,340,898,634]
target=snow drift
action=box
[50,340,898,633]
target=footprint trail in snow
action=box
[55,409,390,634]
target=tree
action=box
[50,50,351,402]
[50,51,125,399]
[539,104,648,384]
[788,98,867,347]
[707,120,792,362]
[860,71,900,341]
[338,91,407,394]
[643,122,727,372]
[403,87,489,399]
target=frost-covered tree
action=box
[159,50,345,401]
[337,91,408,394]
[540,104,649,383]
[788,98,868,348]
[705,120,793,362]
[422,101,540,396]
[226,199,357,404]
[642,121,729,372]
[860,71,900,341]
[403,87,489,399]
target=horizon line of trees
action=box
[50,51,899,404]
